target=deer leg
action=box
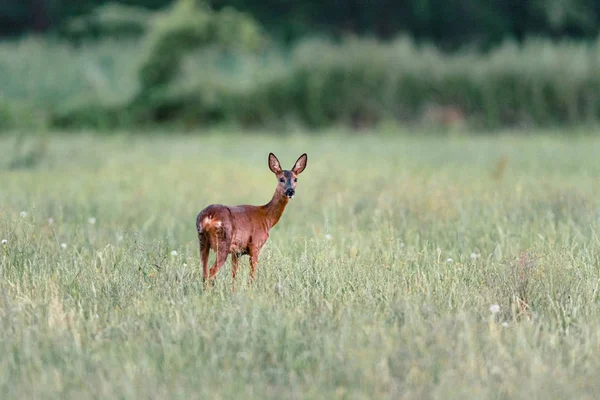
[208,246,229,280]
[231,254,239,292]
[199,236,210,285]
[249,247,260,284]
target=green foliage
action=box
[0,100,18,131]
[0,0,173,38]
[4,0,600,51]
[4,28,600,131]
[112,36,600,130]
[46,0,264,130]
[0,37,140,108]
[1,132,600,397]
[137,0,262,91]
[2,134,48,170]
[58,2,154,41]
[208,0,600,48]
[50,101,132,130]
[0,37,140,132]
[264,37,600,128]
[0,100,46,131]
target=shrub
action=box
[0,99,46,131]
[59,3,154,42]
[152,36,600,130]
[137,0,263,92]
[45,0,264,131]
[5,18,600,131]
[259,37,600,128]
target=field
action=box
[1,129,600,399]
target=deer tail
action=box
[199,215,222,232]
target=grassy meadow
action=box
[1,130,600,398]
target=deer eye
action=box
[279,178,285,183]
[294,178,298,182]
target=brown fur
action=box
[196,153,307,290]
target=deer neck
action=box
[263,188,289,229]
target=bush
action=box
[128,36,600,130]
[45,0,264,130]
[0,99,47,131]
[266,37,600,128]
[4,18,600,131]
[59,3,154,42]
[137,0,263,92]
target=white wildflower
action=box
[60,243,67,249]
[88,217,96,225]
[325,234,332,241]
[183,263,187,267]
[1,239,7,245]
[171,250,178,256]
[274,282,283,295]
[502,322,509,328]
[446,258,453,263]
[489,304,500,314]
[470,252,481,260]
[20,211,27,218]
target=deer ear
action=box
[292,153,307,175]
[268,153,282,174]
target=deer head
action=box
[268,153,307,199]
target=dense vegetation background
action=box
[4,0,600,47]
[1,0,600,131]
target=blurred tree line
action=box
[2,0,600,48]
[3,0,600,131]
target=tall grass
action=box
[1,130,600,398]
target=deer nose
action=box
[285,188,295,198]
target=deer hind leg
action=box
[208,227,231,281]
[209,246,229,280]
[198,234,210,284]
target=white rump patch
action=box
[202,216,222,229]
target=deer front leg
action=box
[249,246,261,284]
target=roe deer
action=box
[196,152,307,289]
